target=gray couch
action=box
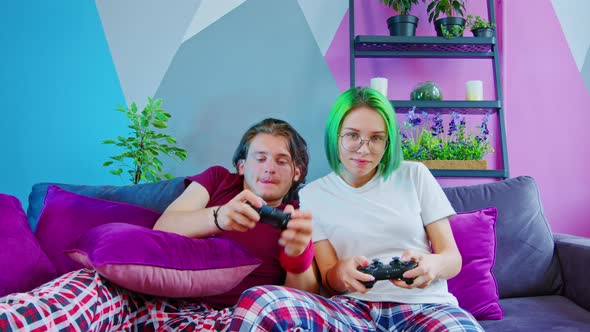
[27,175,590,330]
[443,176,590,331]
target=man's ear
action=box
[293,166,301,182]
[237,159,245,175]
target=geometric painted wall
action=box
[551,0,590,96]
[501,0,590,237]
[97,0,347,106]
[1,0,589,236]
[96,0,348,181]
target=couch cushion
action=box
[0,194,57,296]
[443,176,563,299]
[448,207,502,320]
[27,177,185,231]
[479,296,590,331]
[66,223,262,298]
[554,233,590,312]
[35,186,161,275]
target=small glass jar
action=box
[410,81,443,101]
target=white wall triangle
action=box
[96,0,202,106]
[551,0,590,71]
[181,0,247,43]
[297,0,348,56]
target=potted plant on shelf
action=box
[400,109,493,169]
[466,14,495,37]
[102,97,188,184]
[425,0,466,38]
[379,0,426,36]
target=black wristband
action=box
[212,206,225,231]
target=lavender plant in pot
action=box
[400,109,493,170]
[426,0,466,38]
[380,0,426,36]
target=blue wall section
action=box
[0,1,127,208]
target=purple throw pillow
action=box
[0,194,57,296]
[34,185,161,275]
[66,223,262,298]
[448,207,503,320]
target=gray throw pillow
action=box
[443,176,563,299]
[27,177,185,231]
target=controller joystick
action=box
[357,256,418,288]
[247,202,291,230]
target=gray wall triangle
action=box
[155,0,339,182]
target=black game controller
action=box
[358,257,418,288]
[247,202,291,230]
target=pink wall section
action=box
[325,0,590,236]
[502,0,590,237]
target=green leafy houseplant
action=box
[400,109,493,161]
[426,0,467,37]
[440,23,464,38]
[379,0,426,36]
[379,0,425,15]
[465,14,495,37]
[102,97,187,184]
[465,14,495,30]
[426,0,466,23]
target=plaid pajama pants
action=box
[229,285,485,332]
[0,268,234,331]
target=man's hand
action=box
[216,189,265,232]
[278,205,312,257]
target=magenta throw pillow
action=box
[34,185,161,275]
[66,223,262,298]
[448,207,503,320]
[0,194,57,296]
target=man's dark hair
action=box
[232,118,309,201]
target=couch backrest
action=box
[27,178,186,231]
[443,176,563,299]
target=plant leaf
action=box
[152,120,166,129]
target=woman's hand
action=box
[278,205,312,257]
[391,249,441,289]
[215,190,265,232]
[328,256,375,294]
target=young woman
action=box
[229,88,484,331]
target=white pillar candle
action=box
[370,77,388,99]
[466,80,484,100]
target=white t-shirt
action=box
[300,161,458,305]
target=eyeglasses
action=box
[338,132,389,154]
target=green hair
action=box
[324,87,403,179]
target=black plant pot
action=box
[434,17,466,37]
[472,27,495,37]
[387,15,419,36]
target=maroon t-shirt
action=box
[185,166,295,308]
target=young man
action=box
[0,118,316,331]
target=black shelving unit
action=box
[349,0,508,179]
